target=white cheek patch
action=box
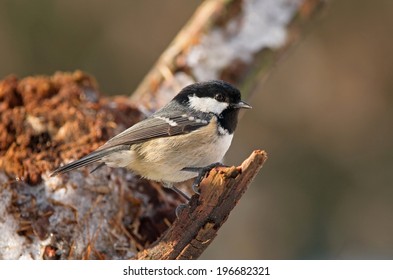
[188,95,229,115]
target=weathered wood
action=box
[134,150,268,260]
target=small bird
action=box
[51,80,251,197]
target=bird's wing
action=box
[50,112,210,176]
[98,113,210,150]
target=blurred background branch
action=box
[131,0,326,111]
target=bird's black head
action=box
[174,80,251,133]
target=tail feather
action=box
[50,145,129,177]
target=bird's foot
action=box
[182,162,226,194]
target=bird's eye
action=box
[214,93,225,102]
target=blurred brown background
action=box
[1,0,393,259]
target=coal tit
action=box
[51,80,251,193]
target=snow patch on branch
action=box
[187,0,303,81]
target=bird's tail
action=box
[50,145,129,177]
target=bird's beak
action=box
[234,100,252,109]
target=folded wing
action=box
[50,112,210,176]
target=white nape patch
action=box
[155,116,178,127]
[101,150,135,168]
[189,95,229,115]
[218,125,229,135]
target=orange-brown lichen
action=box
[0,71,142,184]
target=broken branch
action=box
[134,150,268,260]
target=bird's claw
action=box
[175,203,188,218]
